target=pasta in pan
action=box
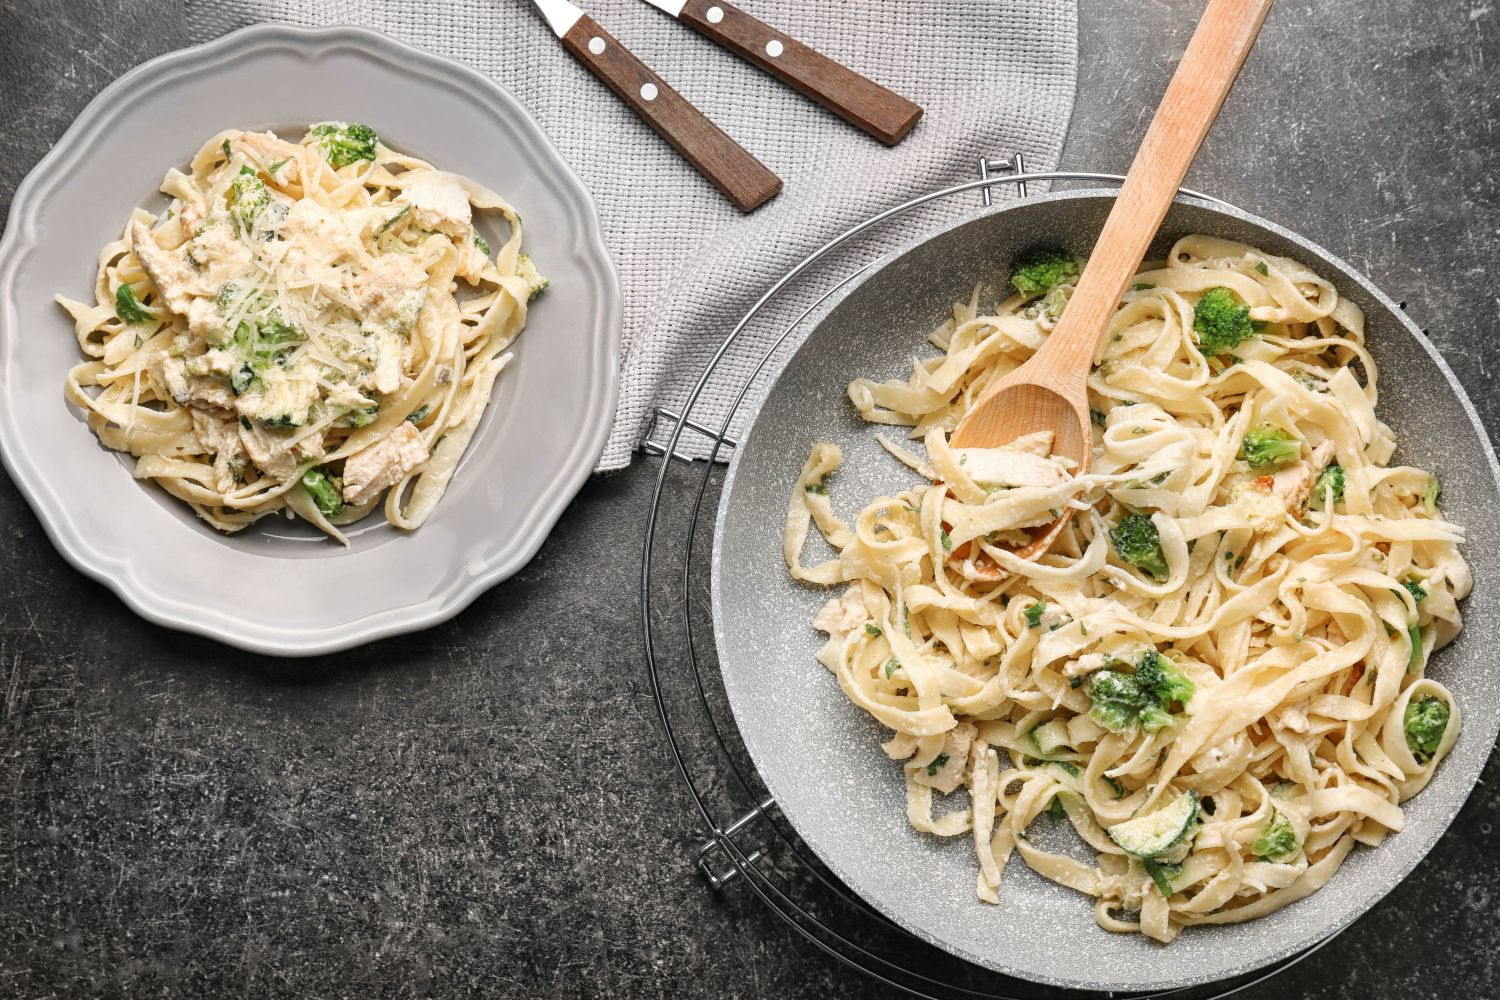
[785,236,1467,942]
[57,124,548,543]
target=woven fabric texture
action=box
[186,0,1078,470]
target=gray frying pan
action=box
[711,190,1500,992]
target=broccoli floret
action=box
[114,283,156,324]
[1009,248,1081,299]
[1087,670,1151,733]
[1024,284,1072,325]
[232,314,303,364]
[258,310,303,349]
[309,122,378,168]
[1422,474,1441,516]
[1193,286,1255,355]
[1089,671,1146,705]
[1110,513,1169,582]
[1038,285,1071,321]
[1088,652,1193,733]
[517,254,549,301]
[1404,696,1451,763]
[1310,464,1345,510]
[1239,423,1301,469]
[1089,699,1139,735]
[301,468,344,520]
[227,167,271,232]
[1138,705,1174,733]
[1134,649,1194,708]
[1251,810,1299,862]
[1403,578,1428,604]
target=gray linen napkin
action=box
[186,0,1078,470]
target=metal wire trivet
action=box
[639,159,1341,999]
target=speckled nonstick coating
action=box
[711,190,1500,992]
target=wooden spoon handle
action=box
[676,0,923,146]
[560,14,783,212]
[1035,0,1274,379]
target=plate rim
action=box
[0,22,621,656]
[710,187,1500,991]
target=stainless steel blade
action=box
[529,0,585,37]
[637,0,688,16]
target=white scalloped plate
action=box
[0,24,620,655]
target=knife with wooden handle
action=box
[639,0,923,146]
[530,0,782,212]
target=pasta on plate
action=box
[785,236,1468,942]
[57,123,548,543]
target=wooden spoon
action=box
[949,0,1274,572]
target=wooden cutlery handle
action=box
[561,14,782,212]
[1037,0,1274,376]
[677,0,922,146]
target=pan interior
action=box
[710,191,1500,992]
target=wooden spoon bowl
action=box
[944,0,1274,578]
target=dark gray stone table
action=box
[3,2,1496,997]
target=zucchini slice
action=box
[1107,790,1199,858]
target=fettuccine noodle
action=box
[785,236,1467,942]
[57,124,547,543]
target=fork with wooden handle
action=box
[530,0,782,212]
[638,0,923,146]
[949,0,1275,575]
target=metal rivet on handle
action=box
[640,82,659,101]
[765,39,784,57]
[706,6,724,22]
[588,37,606,54]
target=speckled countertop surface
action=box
[2,2,1497,998]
